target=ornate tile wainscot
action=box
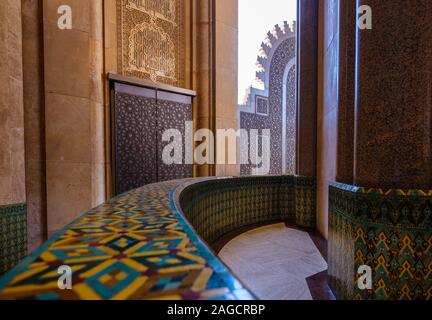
[328,182,432,300]
[0,203,27,275]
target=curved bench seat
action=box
[0,176,316,300]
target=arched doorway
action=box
[238,22,297,175]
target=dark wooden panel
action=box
[112,81,193,195]
[157,95,193,182]
[114,91,157,194]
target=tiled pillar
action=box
[43,0,105,236]
[355,0,432,190]
[0,0,27,272]
[328,0,432,300]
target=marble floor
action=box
[218,223,329,300]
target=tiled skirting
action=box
[328,182,432,300]
[0,203,27,275]
[177,176,316,245]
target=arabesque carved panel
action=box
[118,0,185,86]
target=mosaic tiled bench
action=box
[0,176,316,300]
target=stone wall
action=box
[42,0,106,237]
[0,0,27,270]
[0,1,26,207]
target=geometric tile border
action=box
[328,182,432,300]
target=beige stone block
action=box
[10,128,25,154]
[25,159,47,253]
[89,38,104,103]
[216,22,238,71]
[104,45,118,73]
[45,93,91,163]
[215,117,238,172]
[0,44,8,84]
[25,160,46,221]
[91,102,105,164]
[105,0,117,24]
[196,0,211,24]
[216,0,238,28]
[91,162,106,207]
[215,68,238,119]
[28,233,45,254]
[104,17,116,49]
[43,0,90,33]
[23,93,44,162]
[103,105,111,164]
[44,27,90,98]
[10,129,26,204]
[0,130,11,176]
[0,176,12,204]
[46,162,92,232]
[195,116,212,131]
[90,0,103,41]
[105,162,113,198]
[195,69,211,118]
[6,0,23,50]
[216,117,238,131]
[21,0,41,21]
[216,164,239,177]
[8,76,24,129]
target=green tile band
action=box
[178,176,316,244]
[0,203,27,275]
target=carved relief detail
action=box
[126,0,177,25]
[127,21,176,82]
[118,0,185,86]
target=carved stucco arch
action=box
[239,22,297,175]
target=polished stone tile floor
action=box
[218,223,328,300]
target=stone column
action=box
[297,0,318,178]
[0,0,27,272]
[355,0,432,189]
[22,0,47,253]
[43,0,105,236]
[192,0,215,177]
[214,0,238,176]
[192,0,238,177]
